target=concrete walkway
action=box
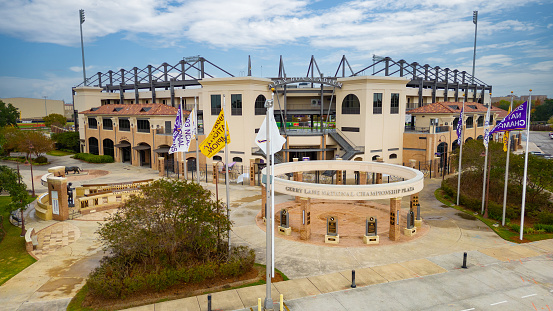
[0,155,552,311]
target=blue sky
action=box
[0,0,552,104]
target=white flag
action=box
[169,107,196,154]
[483,104,491,148]
[255,112,286,155]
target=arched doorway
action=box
[437,142,448,174]
[103,139,114,158]
[132,143,151,167]
[115,140,132,164]
[154,144,173,172]
[88,137,99,155]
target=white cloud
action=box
[69,65,94,73]
[529,60,553,72]
[0,0,543,55]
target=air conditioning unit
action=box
[311,99,320,106]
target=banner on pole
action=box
[169,107,196,154]
[456,105,464,145]
[483,105,491,148]
[502,106,512,152]
[199,109,230,158]
[490,101,528,134]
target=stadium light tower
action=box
[79,9,87,86]
[471,11,478,85]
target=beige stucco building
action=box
[73,56,493,171]
[1,97,65,120]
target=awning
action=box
[153,147,170,153]
[114,142,131,148]
[132,145,151,150]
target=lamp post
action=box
[471,11,478,96]
[79,9,87,86]
[43,96,48,117]
[29,144,35,197]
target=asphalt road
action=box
[529,130,553,156]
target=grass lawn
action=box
[0,196,36,286]
[434,188,553,242]
[47,150,74,156]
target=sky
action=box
[0,0,552,104]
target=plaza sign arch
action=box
[265,160,424,200]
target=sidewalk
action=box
[1,156,551,311]
[124,239,553,311]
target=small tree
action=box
[17,131,54,159]
[51,131,80,152]
[98,178,232,266]
[43,113,67,127]
[0,165,33,236]
[0,100,19,128]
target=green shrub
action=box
[34,156,48,164]
[510,223,520,232]
[537,211,553,225]
[73,153,114,163]
[534,223,553,233]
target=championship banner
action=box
[490,101,527,134]
[502,105,512,152]
[169,108,196,154]
[199,109,230,158]
[456,105,464,144]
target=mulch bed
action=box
[81,264,283,310]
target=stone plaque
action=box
[280,209,289,228]
[327,216,338,236]
[366,217,377,236]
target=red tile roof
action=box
[409,101,508,117]
[80,104,185,116]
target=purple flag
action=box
[456,105,464,144]
[489,101,528,134]
[169,105,184,154]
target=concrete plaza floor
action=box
[0,153,552,311]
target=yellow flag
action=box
[503,105,512,152]
[199,109,230,158]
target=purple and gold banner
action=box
[490,101,528,134]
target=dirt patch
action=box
[257,199,428,247]
[81,264,282,311]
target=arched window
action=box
[453,117,460,130]
[255,95,267,115]
[372,155,381,161]
[342,94,360,114]
[477,116,484,127]
[477,135,483,140]
[232,157,243,162]
[103,139,114,158]
[88,137,99,155]
[213,155,222,161]
[389,153,397,159]
[466,116,474,128]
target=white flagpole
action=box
[223,95,231,255]
[502,92,513,226]
[270,92,275,278]
[456,96,465,206]
[195,97,200,184]
[520,90,532,240]
[264,96,274,311]
[481,100,491,214]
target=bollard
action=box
[258,298,261,311]
[208,293,212,311]
[462,252,468,269]
[351,269,356,288]
[280,294,284,311]
[417,203,421,220]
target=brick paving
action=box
[31,222,81,260]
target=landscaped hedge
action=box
[440,177,520,222]
[86,246,255,299]
[73,153,114,163]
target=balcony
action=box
[404,126,430,133]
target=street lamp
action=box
[29,144,35,197]
[43,96,48,117]
[79,9,87,86]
